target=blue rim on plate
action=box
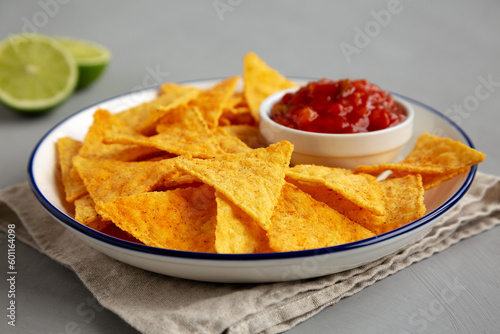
[27,84,477,261]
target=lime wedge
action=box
[56,37,111,89]
[0,34,78,114]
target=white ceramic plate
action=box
[28,79,477,283]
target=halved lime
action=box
[0,34,78,114]
[56,37,111,89]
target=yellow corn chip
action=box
[267,183,375,252]
[74,194,99,225]
[175,141,293,230]
[158,81,197,96]
[219,92,255,126]
[377,174,426,228]
[288,174,426,235]
[191,76,240,128]
[212,127,252,154]
[387,168,469,191]
[355,133,486,175]
[222,91,246,111]
[215,192,271,254]
[156,101,209,130]
[105,105,226,158]
[73,156,182,203]
[286,165,385,216]
[79,109,161,161]
[116,83,200,135]
[243,52,297,121]
[56,137,87,202]
[285,179,383,233]
[419,170,469,190]
[95,185,217,252]
[219,107,255,126]
[221,124,267,149]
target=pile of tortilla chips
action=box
[56,52,486,253]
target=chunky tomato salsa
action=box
[269,78,406,134]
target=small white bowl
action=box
[259,87,414,169]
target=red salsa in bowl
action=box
[269,78,406,134]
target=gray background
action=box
[1,1,499,333]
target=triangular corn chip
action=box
[116,83,200,135]
[221,124,267,149]
[215,192,271,254]
[175,141,293,230]
[267,183,375,252]
[191,76,240,128]
[74,194,99,225]
[105,105,228,158]
[290,174,426,235]
[56,137,87,202]
[79,109,161,161]
[286,165,385,216]
[243,52,297,121]
[96,185,217,252]
[355,133,486,175]
[73,156,181,203]
[212,127,252,154]
[377,174,426,229]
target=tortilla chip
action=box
[72,156,181,203]
[56,137,87,202]
[222,91,246,111]
[355,133,486,175]
[154,169,200,190]
[74,194,99,225]
[105,105,226,158]
[286,165,385,216]
[95,185,217,252]
[243,52,297,121]
[221,124,267,149]
[267,183,375,252]
[215,192,271,253]
[387,168,469,191]
[419,170,468,190]
[79,109,161,161]
[212,127,252,154]
[116,83,200,135]
[286,179,381,232]
[175,141,293,230]
[288,174,426,235]
[219,92,255,126]
[155,101,209,130]
[191,76,240,128]
[219,108,255,126]
[372,174,426,232]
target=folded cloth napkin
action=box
[1,171,499,334]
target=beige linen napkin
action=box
[1,171,499,334]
